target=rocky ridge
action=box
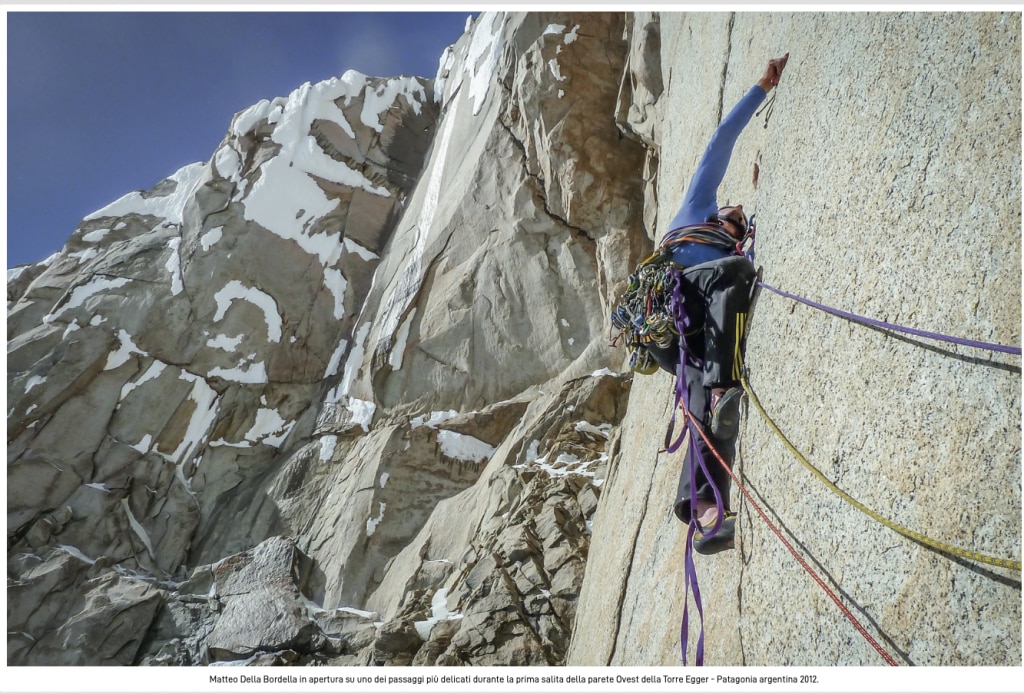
[8,12,644,667]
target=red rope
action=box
[685,410,899,667]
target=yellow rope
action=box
[739,372,1022,572]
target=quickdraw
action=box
[610,259,684,375]
[610,222,754,377]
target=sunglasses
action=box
[719,208,747,229]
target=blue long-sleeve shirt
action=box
[666,84,767,267]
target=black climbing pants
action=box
[644,255,757,522]
[669,358,738,522]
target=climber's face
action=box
[718,205,747,240]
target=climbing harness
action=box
[740,372,1022,572]
[685,407,901,666]
[660,222,742,252]
[758,281,1022,355]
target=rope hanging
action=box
[755,87,777,128]
[684,409,901,666]
[740,373,1022,572]
[758,281,1022,355]
[663,266,727,667]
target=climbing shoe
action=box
[693,512,736,555]
[710,386,743,440]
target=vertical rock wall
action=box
[570,11,1021,666]
[7,11,649,667]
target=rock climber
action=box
[645,53,789,554]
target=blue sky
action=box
[5,11,473,268]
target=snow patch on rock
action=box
[366,502,386,537]
[85,162,205,225]
[104,330,147,371]
[43,276,133,323]
[437,430,496,463]
[413,588,463,640]
[212,281,282,342]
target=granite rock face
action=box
[7,11,1021,668]
[8,68,444,667]
[8,12,643,667]
[569,11,1021,667]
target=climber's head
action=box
[715,205,748,240]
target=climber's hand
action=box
[758,53,789,92]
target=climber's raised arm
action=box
[668,53,789,233]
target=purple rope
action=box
[667,267,726,666]
[682,523,706,666]
[759,281,1022,356]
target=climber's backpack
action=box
[610,223,744,374]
